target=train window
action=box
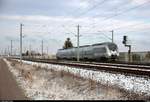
[86,50,92,55]
[83,47,92,55]
[108,44,117,51]
[94,47,106,53]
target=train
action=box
[56,42,119,61]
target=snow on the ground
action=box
[3,58,150,100]
[4,59,83,100]
[21,60,150,96]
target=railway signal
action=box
[122,36,127,45]
[122,35,132,62]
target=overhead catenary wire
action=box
[63,0,142,34]
[62,0,109,29]
[64,0,132,26]
[68,0,91,15]
[76,0,108,17]
[113,22,150,31]
[63,0,132,36]
[93,0,150,31]
[95,1,150,21]
[73,0,150,35]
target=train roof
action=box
[59,45,90,50]
[58,42,116,50]
[92,42,116,46]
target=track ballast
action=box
[10,57,150,77]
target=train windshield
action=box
[108,43,117,51]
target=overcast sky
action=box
[0,0,150,54]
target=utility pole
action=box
[28,43,31,58]
[29,43,31,53]
[5,48,6,56]
[11,40,13,56]
[14,49,16,56]
[124,45,131,62]
[29,44,31,52]
[110,30,114,43]
[77,25,80,62]
[128,45,131,62]
[7,46,10,56]
[47,46,49,59]
[41,40,43,58]
[20,23,23,64]
[47,46,48,55]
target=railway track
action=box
[10,57,150,77]
[82,62,150,69]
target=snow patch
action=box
[4,58,150,99]
[19,60,150,96]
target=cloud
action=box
[1,0,150,54]
[67,0,90,9]
[1,14,150,41]
[1,14,149,29]
[131,0,148,5]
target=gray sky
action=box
[0,0,150,54]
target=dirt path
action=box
[0,58,27,100]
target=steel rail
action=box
[13,58,150,77]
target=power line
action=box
[76,0,108,17]
[69,0,108,17]
[63,0,139,35]
[113,22,149,31]
[98,20,150,32]
[62,0,109,29]
[69,0,91,15]
[63,1,132,36]
[62,25,76,35]
[80,2,150,34]
[91,1,132,27]
[94,0,150,28]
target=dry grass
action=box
[8,59,150,100]
[21,69,33,82]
